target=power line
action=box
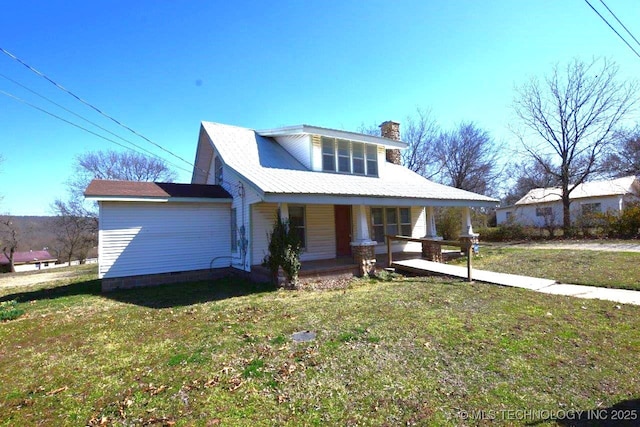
[0,46,196,168]
[584,0,640,60]
[0,89,193,175]
[0,72,189,173]
[598,0,640,49]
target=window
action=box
[289,206,306,248]
[400,208,411,236]
[320,137,378,176]
[506,211,512,220]
[370,207,412,243]
[322,137,335,171]
[214,156,223,185]
[535,206,553,217]
[44,262,49,267]
[337,139,351,173]
[366,145,378,176]
[581,203,602,215]
[352,143,365,174]
[230,208,238,252]
[371,208,385,243]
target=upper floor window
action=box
[321,137,378,176]
[214,156,223,185]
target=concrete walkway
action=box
[393,259,640,306]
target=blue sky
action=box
[1,0,639,215]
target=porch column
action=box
[350,204,376,276]
[279,203,289,222]
[460,206,474,237]
[352,204,374,244]
[422,206,443,262]
[424,206,440,239]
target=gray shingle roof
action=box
[201,121,498,205]
[85,179,232,200]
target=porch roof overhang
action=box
[262,193,499,208]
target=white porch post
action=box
[460,206,474,236]
[424,206,440,239]
[279,203,289,222]
[352,204,374,243]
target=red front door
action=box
[335,205,352,257]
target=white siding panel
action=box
[99,202,230,279]
[311,135,322,171]
[251,203,278,266]
[300,204,336,261]
[275,135,312,169]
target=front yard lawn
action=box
[1,268,639,425]
[451,247,640,291]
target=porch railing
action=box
[385,235,475,282]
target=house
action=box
[85,121,499,291]
[0,250,57,273]
[496,175,640,227]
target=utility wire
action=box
[598,0,640,49]
[0,89,193,175]
[0,46,196,168]
[0,72,189,173]
[584,0,640,60]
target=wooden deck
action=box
[392,258,557,290]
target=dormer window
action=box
[321,137,378,176]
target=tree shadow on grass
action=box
[0,279,102,304]
[0,277,277,309]
[103,277,277,308]
[527,398,640,427]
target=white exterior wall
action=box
[98,202,231,279]
[274,135,312,169]
[251,202,279,266]
[13,262,56,273]
[206,160,263,272]
[500,195,624,227]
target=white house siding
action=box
[300,204,336,261]
[311,135,322,171]
[251,203,279,266]
[274,134,312,169]
[499,195,625,227]
[98,202,230,279]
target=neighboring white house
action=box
[86,121,499,291]
[496,175,640,227]
[0,250,57,273]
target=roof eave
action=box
[263,193,498,208]
[257,125,408,149]
[86,196,232,203]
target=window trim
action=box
[288,205,307,250]
[230,208,238,252]
[320,137,378,177]
[370,207,412,245]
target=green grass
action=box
[1,267,639,425]
[450,247,640,290]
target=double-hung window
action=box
[230,208,238,252]
[321,137,378,176]
[289,206,306,249]
[371,207,412,243]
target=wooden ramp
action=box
[393,259,556,290]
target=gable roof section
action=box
[85,180,232,202]
[515,176,639,205]
[199,122,498,207]
[0,250,56,265]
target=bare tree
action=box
[514,58,638,233]
[52,199,97,266]
[503,158,561,206]
[432,122,501,196]
[602,126,640,178]
[0,216,19,273]
[69,150,177,198]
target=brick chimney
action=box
[380,121,402,165]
